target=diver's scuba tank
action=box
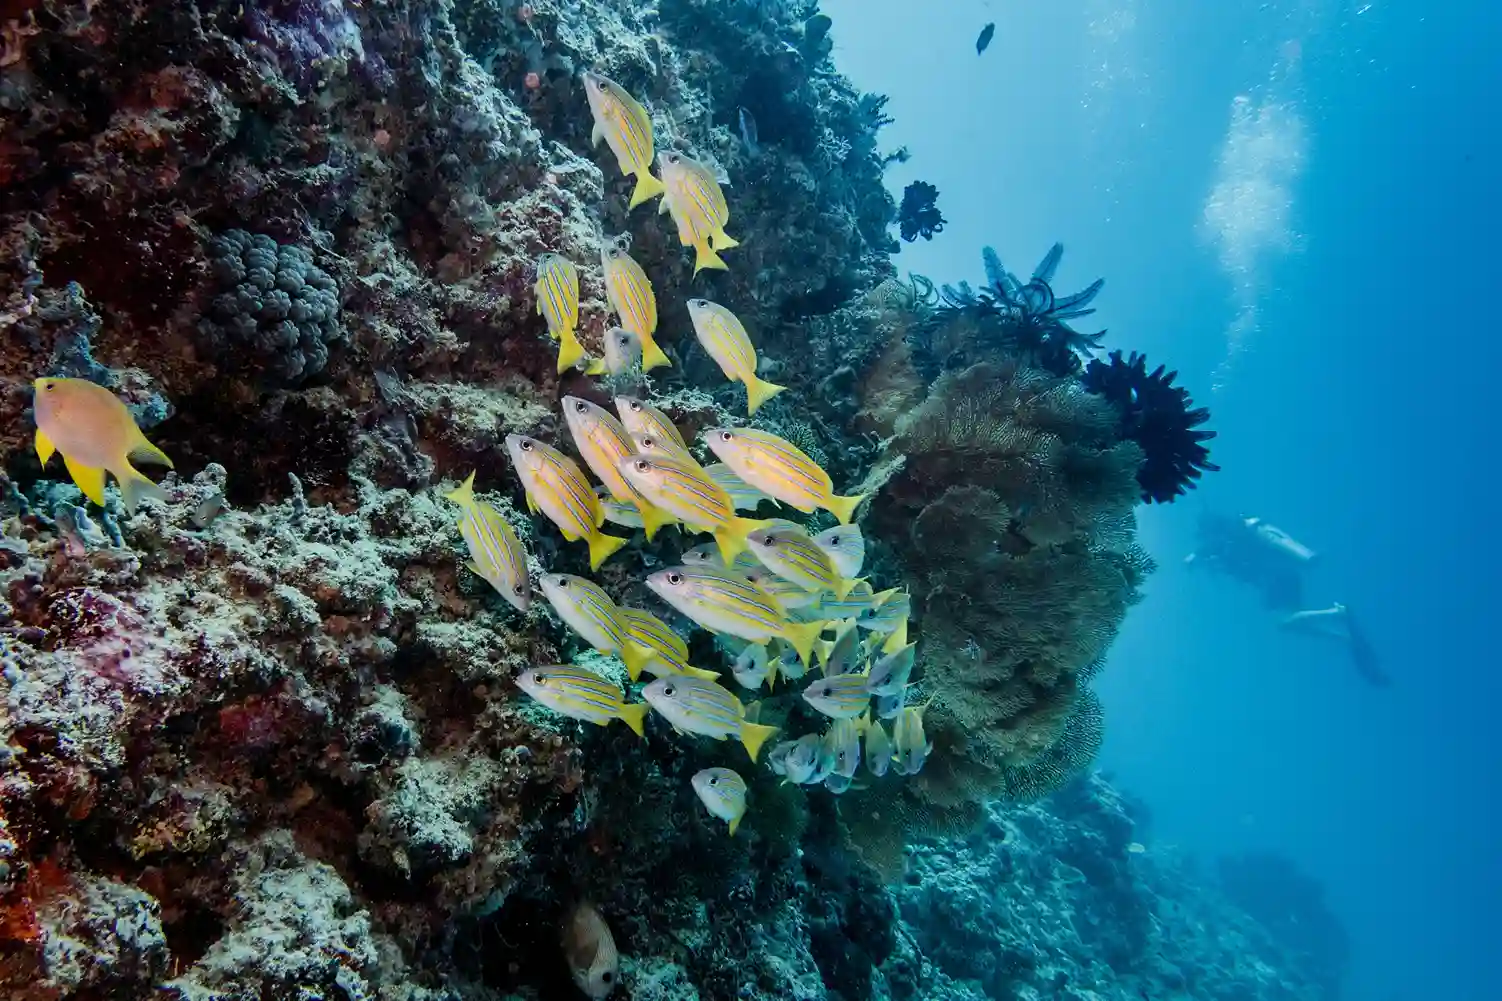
[1243,517,1318,563]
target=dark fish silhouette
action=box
[976,22,996,55]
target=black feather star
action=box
[1081,350,1220,504]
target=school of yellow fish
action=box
[26,71,934,851]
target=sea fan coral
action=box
[1081,349,1219,503]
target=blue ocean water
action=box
[826,1,1500,999]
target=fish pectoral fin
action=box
[524,489,539,515]
[728,811,743,837]
[35,428,56,467]
[62,455,109,507]
[590,121,604,147]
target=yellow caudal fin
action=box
[616,701,648,738]
[727,809,744,837]
[636,502,674,542]
[711,228,740,251]
[587,530,628,571]
[833,576,860,602]
[35,427,56,466]
[713,516,770,566]
[114,461,168,515]
[620,640,654,683]
[871,587,900,609]
[128,433,174,470]
[738,720,779,763]
[444,470,478,508]
[628,170,666,209]
[639,333,672,372]
[62,455,108,507]
[825,492,867,526]
[585,358,606,376]
[780,619,827,672]
[814,638,834,671]
[556,328,586,373]
[692,243,728,274]
[744,374,785,416]
[681,664,722,682]
[882,617,909,655]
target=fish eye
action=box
[617,333,631,345]
[666,572,683,586]
[629,400,642,411]
[557,578,569,588]
[667,153,679,163]
[634,459,650,472]
[42,381,55,392]
[519,439,534,452]
[708,775,719,786]
[601,973,613,984]
[535,673,548,684]
[573,400,588,413]
[718,430,733,442]
[513,584,526,595]
[662,684,676,697]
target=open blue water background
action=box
[823,1,1500,998]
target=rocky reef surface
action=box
[0,0,1286,997]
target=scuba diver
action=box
[1186,513,1390,687]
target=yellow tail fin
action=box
[114,461,168,515]
[639,332,672,372]
[585,358,606,376]
[616,701,648,738]
[556,328,586,373]
[713,516,770,567]
[693,243,729,274]
[587,530,628,571]
[882,617,909,654]
[824,492,866,526]
[620,640,653,682]
[680,664,722,682]
[833,576,859,602]
[629,170,666,209]
[738,720,779,763]
[443,471,478,508]
[814,638,834,670]
[744,374,785,416]
[636,502,675,542]
[780,619,827,672]
[711,228,740,252]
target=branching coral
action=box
[897,180,945,243]
[1081,349,1219,503]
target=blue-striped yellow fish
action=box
[691,767,748,836]
[860,712,893,777]
[586,326,641,377]
[657,151,739,273]
[641,675,778,762]
[769,734,829,785]
[685,300,784,415]
[789,579,883,624]
[812,524,864,579]
[866,641,915,697]
[516,664,647,737]
[741,565,820,611]
[706,426,865,525]
[596,486,644,529]
[506,434,627,571]
[444,471,531,613]
[562,395,674,541]
[802,672,872,720]
[539,573,652,680]
[823,718,861,779]
[705,462,775,512]
[645,565,826,672]
[746,524,856,600]
[891,700,934,775]
[818,623,863,678]
[628,430,698,466]
[858,589,911,654]
[730,641,770,690]
[620,453,766,565]
[618,606,720,683]
[615,395,688,452]
[534,254,585,374]
[601,244,670,371]
[582,71,666,209]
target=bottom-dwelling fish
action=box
[32,377,174,514]
[641,675,778,762]
[561,900,621,999]
[515,665,648,737]
[691,767,748,836]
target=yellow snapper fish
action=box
[582,70,666,209]
[860,711,893,778]
[561,395,674,541]
[515,665,648,737]
[506,434,627,571]
[811,524,864,579]
[618,606,719,682]
[685,300,784,415]
[32,377,173,514]
[657,150,740,273]
[706,426,865,525]
[641,675,778,762]
[561,900,622,1001]
[817,623,863,677]
[619,453,768,565]
[788,579,884,624]
[595,486,645,530]
[802,672,873,720]
[745,524,858,600]
[645,565,826,672]
[865,641,916,697]
[539,573,653,681]
[705,462,776,512]
[534,254,585,374]
[601,243,670,371]
[823,717,862,779]
[691,767,748,836]
[585,326,642,377]
[891,700,935,775]
[741,564,821,611]
[615,395,688,452]
[444,471,531,613]
[857,588,911,654]
[768,733,829,786]
[730,641,771,690]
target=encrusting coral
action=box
[0,0,1228,996]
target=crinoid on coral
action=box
[897,181,945,243]
[845,358,1154,872]
[910,243,1106,378]
[1082,349,1220,503]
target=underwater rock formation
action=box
[0,0,1226,996]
